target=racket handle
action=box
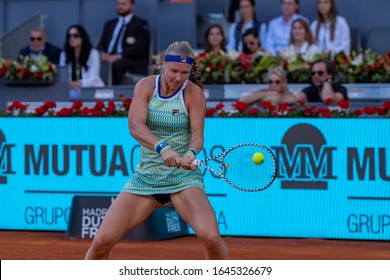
[192,159,201,166]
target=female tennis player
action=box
[85,41,228,260]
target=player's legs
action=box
[171,187,228,260]
[85,192,159,259]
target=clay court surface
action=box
[0,231,389,260]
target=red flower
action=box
[237,53,252,70]
[72,101,83,110]
[317,107,331,115]
[94,100,105,110]
[337,100,350,109]
[261,101,271,110]
[363,106,376,115]
[232,101,249,112]
[35,71,43,79]
[376,107,385,116]
[215,103,224,110]
[324,98,333,104]
[56,108,72,117]
[248,108,259,115]
[35,106,47,116]
[105,107,115,116]
[205,108,216,117]
[43,101,56,109]
[354,109,363,116]
[81,107,91,116]
[298,100,306,107]
[91,109,102,117]
[278,102,289,112]
[108,100,116,110]
[268,103,276,111]
[122,98,132,110]
[0,65,8,75]
[7,101,27,111]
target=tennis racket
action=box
[192,143,277,192]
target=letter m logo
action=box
[0,130,16,184]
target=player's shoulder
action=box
[134,75,157,95]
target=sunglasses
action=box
[268,80,281,85]
[311,70,324,76]
[30,37,42,42]
[68,33,80,38]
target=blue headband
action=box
[164,55,194,65]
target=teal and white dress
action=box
[122,75,204,195]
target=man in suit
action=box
[18,28,62,64]
[98,0,150,85]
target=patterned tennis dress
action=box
[122,75,204,195]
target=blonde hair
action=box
[164,41,195,58]
[266,66,289,94]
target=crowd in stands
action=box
[4,0,389,106]
[14,0,149,92]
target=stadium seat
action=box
[366,27,390,54]
[350,27,362,53]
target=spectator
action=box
[203,24,227,54]
[239,66,296,106]
[280,18,321,61]
[18,28,61,64]
[242,28,267,56]
[60,25,104,99]
[98,0,150,85]
[310,0,351,55]
[265,0,308,56]
[226,0,267,53]
[227,0,240,23]
[295,58,348,103]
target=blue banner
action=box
[0,118,389,240]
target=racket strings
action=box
[222,145,276,192]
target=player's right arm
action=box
[128,76,181,167]
[128,76,159,150]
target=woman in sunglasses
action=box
[60,25,104,99]
[239,66,296,105]
[242,28,268,57]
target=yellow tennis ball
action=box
[252,152,264,165]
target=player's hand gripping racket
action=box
[192,143,277,192]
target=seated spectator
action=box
[265,0,308,56]
[280,18,321,61]
[18,28,61,64]
[226,0,267,53]
[310,0,351,55]
[295,58,348,103]
[203,24,227,54]
[60,25,104,99]
[97,0,150,85]
[242,28,268,57]
[239,66,296,106]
